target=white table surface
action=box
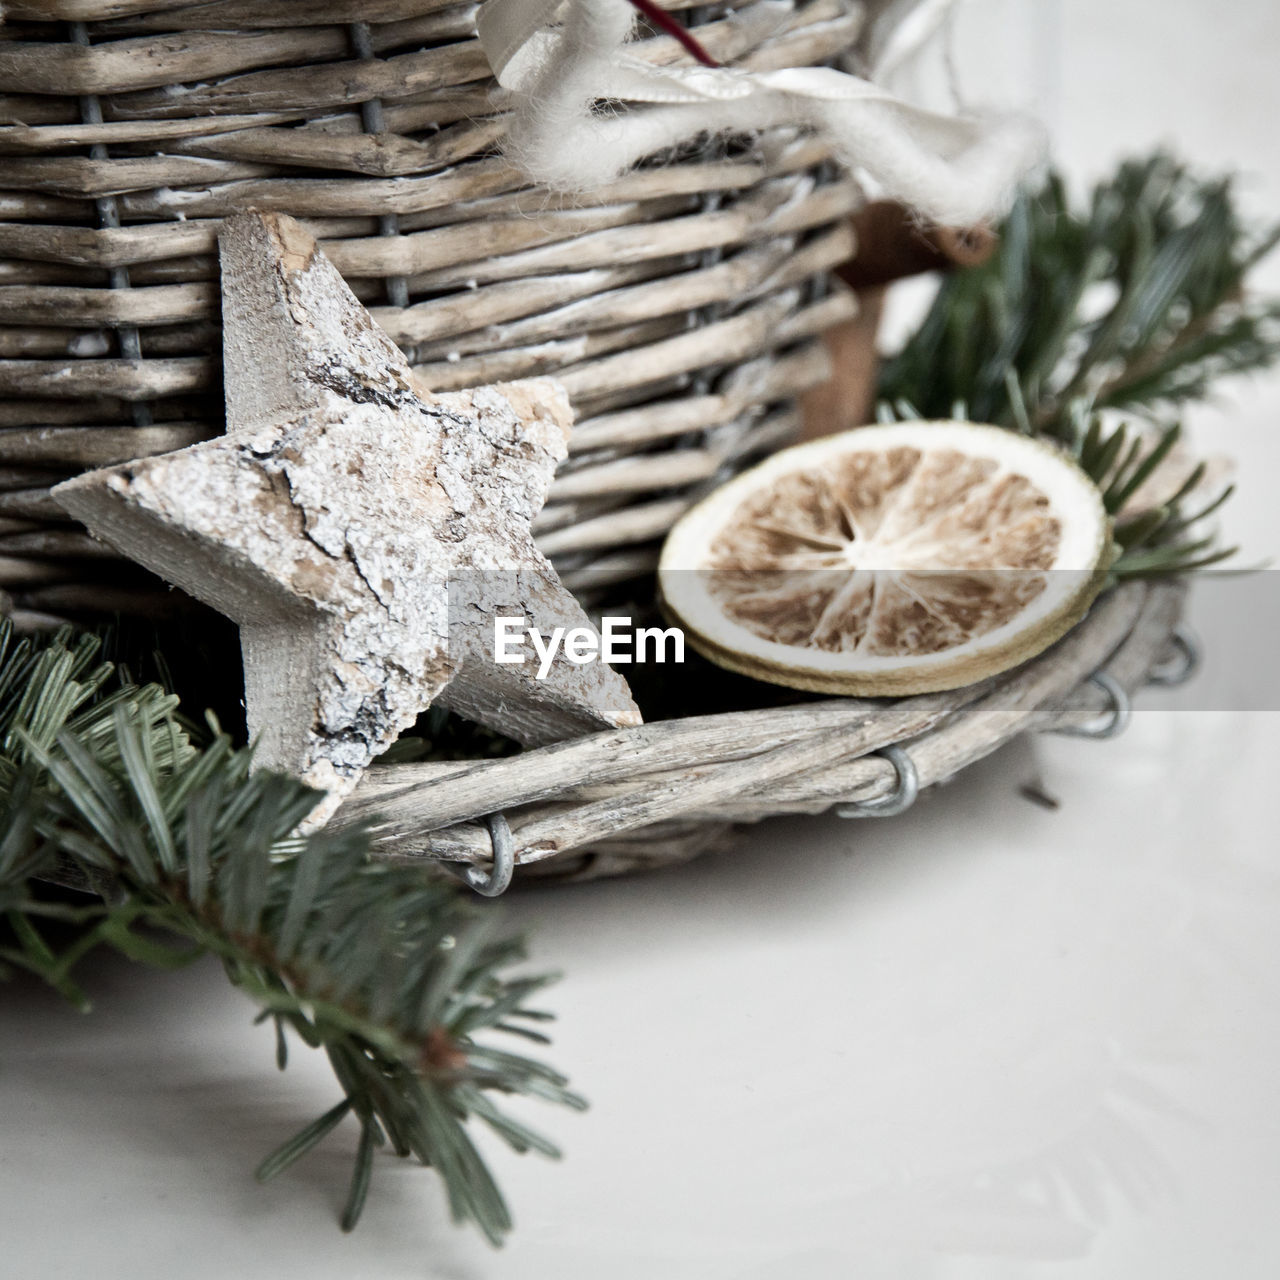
[4,2,1280,1277]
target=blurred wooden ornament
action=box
[837,200,998,290]
[802,201,999,439]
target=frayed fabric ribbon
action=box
[477,0,1043,227]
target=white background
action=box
[4,3,1280,1277]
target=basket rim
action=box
[339,577,1188,881]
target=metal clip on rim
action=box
[445,812,515,897]
[1146,624,1200,688]
[836,745,919,818]
[1052,671,1131,740]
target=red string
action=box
[625,0,722,68]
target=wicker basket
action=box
[0,2,1193,883]
[0,0,867,623]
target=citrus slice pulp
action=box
[658,422,1112,695]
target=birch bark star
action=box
[55,211,641,823]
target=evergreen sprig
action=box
[877,153,1280,578]
[1072,416,1237,577]
[879,152,1280,434]
[0,620,582,1246]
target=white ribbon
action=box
[865,0,959,79]
[476,0,1043,227]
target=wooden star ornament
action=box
[54,212,641,820]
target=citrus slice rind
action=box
[658,422,1112,696]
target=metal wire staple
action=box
[445,812,515,897]
[1145,624,1200,688]
[835,745,920,818]
[1052,671,1131,740]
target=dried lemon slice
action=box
[658,422,1112,695]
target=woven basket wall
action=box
[0,0,870,627]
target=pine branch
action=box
[877,152,1280,578]
[1070,416,1238,579]
[879,154,1280,437]
[0,620,582,1246]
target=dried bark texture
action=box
[53,212,641,816]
